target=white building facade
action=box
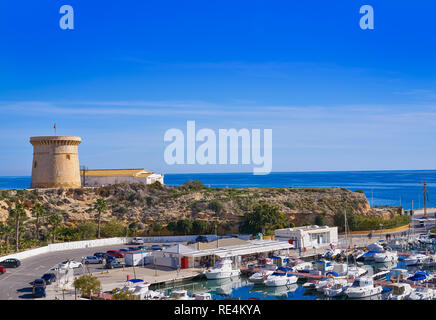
[274,225,338,250]
[81,169,164,187]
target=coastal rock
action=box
[0,184,402,230]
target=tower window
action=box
[66,155,71,160]
[34,161,37,168]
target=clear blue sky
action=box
[1,0,436,175]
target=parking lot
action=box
[0,243,168,300]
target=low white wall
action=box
[0,237,128,262]
[0,234,253,262]
[136,235,219,243]
[133,234,251,243]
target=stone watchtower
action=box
[30,136,82,188]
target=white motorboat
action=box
[248,270,275,284]
[382,283,413,300]
[168,289,194,300]
[344,277,383,299]
[193,292,212,300]
[408,287,435,300]
[264,271,298,287]
[416,234,435,245]
[374,250,398,263]
[404,254,430,266]
[323,280,350,297]
[316,277,348,293]
[422,254,436,267]
[292,261,313,272]
[204,259,241,280]
[363,243,385,261]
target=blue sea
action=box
[1,170,436,210]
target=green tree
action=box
[111,288,137,300]
[93,198,108,239]
[192,220,208,235]
[73,274,101,298]
[239,201,288,235]
[315,215,326,226]
[0,223,14,254]
[47,212,63,243]
[166,221,177,235]
[31,203,46,240]
[8,203,28,252]
[152,222,163,236]
[128,222,139,237]
[176,219,193,235]
[101,219,125,237]
[76,221,98,240]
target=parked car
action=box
[0,258,21,268]
[136,245,147,250]
[151,245,162,251]
[103,253,116,261]
[195,235,209,243]
[106,250,124,258]
[128,247,138,251]
[131,237,145,245]
[32,286,46,298]
[82,256,103,264]
[41,273,56,285]
[93,252,106,259]
[59,260,83,269]
[32,279,46,289]
[0,266,6,274]
[104,259,125,269]
[118,248,129,254]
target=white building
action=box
[274,225,338,250]
[80,168,164,187]
[124,250,155,266]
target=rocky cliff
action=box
[0,182,403,229]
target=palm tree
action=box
[93,198,108,239]
[8,203,28,252]
[0,223,14,254]
[31,203,46,240]
[47,212,62,243]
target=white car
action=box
[131,237,145,245]
[59,260,83,269]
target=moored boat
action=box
[344,277,383,299]
[205,259,241,280]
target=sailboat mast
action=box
[344,209,349,265]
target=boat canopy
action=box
[127,279,144,283]
[407,271,429,281]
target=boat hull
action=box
[205,270,240,280]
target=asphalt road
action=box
[0,243,139,300]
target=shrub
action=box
[73,275,101,298]
[315,215,326,226]
[182,180,206,191]
[100,219,126,237]
[192,220,208,234]
[176,219,193,235]
[239,201,288,234]
[283,202,296,210]
[209,200,223,214]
